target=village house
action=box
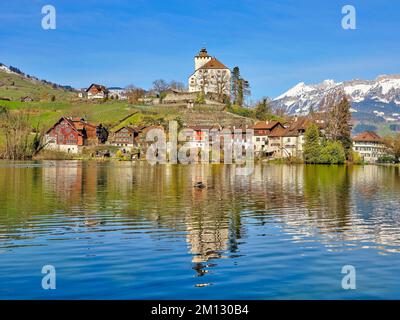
[281,117,325,158]
[108,87,127,100]
[86,84,108,99]
[251,121,286,157]
[251,117,328,159]
[219,126,253,157]
[77,89,87,99]
[44,117,107,153]
[266,125,287,158]
[352,131,387,163]
[136,125,165,154]
[181,125,221,150]
[188,48,231,99]
[111,126,141,148]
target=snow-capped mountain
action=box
[272,75,400,122]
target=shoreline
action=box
[0,157,399,167]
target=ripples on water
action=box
[0,161,400,299]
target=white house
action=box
[86,84,108,99]
[188,48,231,98]
[353,131,387,163]
[108,87,127,100]
[251,121,286,157]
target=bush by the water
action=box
[350,151,364,165]
[303,124,346,164]
[0,108,43,160]
[319,141,346,164]
[377,155,397,164]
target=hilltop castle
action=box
[188,48,231,98]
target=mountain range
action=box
[272,75,400,123]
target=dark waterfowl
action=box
[194,182,206,189]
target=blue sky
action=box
[0,0,399,99]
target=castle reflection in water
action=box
[1,161,400,276]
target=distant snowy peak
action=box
[272,75,400,116]
[275,82,312,100]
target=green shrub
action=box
[320,141,346,164]
[350,151,363,165]
[377,155,396,163]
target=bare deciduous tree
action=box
[152,79,170,95]
[193,70,209,94]
[169,80,186,92]
[125,84,145,104]
[0,109,43,160]
[213,70,229,102]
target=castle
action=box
[188,48,231,98]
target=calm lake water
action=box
[0,161,400,299]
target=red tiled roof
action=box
[186,124,221,131]
[284,118,311,136]
[199,57,228,70]
[85,83,107,93]
[268,126,287,137]
[251,120,281,130]
[114,126,140,134]
[46,117,98,135]
[353,131,382,142]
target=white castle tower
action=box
[194,48,212,70]
[188,48,231,98]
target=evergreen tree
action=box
[237,79,244,106]
[237,78,250,107]
[231,67,250,106]
[255,98,271,120]
[303,124,321,164]
[231,67,240,105]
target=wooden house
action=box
[111,126,141,148]
[44,117,107,153]
[86,84,108,99]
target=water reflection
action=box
[1,162,400,283]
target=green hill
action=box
[0,64,255,136]
[0,67,75,101]
[0,100,254,133]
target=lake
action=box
[0,161,400,299]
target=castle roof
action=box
[196,48,211,58]
[199,57,229,70]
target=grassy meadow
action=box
[0,70,75,101]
